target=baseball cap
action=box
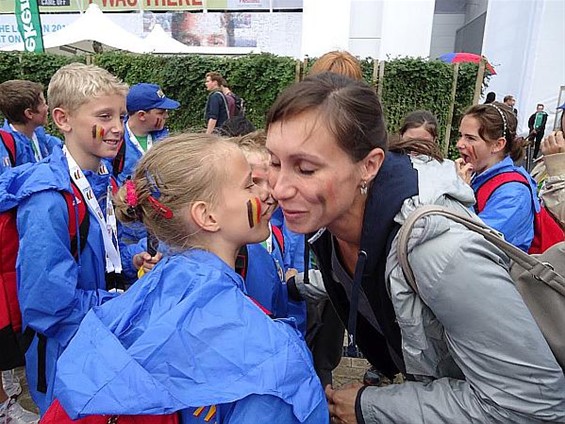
[127,83,180,112]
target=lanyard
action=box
[63,146,122,273]
[260,222,273,253]
[126,122,153,155]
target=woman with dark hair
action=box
[389,110,443,162]
[455,102,537,251]
[266,72,564,423]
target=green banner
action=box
[15,0,44,51]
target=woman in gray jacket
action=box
[265,72,565,423]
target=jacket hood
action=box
[0,146,71,212]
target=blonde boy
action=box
[0,63,132,415]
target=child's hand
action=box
[285,268,298,282]
[541,131,565,156]
[455,158,474,184]
[134,252,163,274]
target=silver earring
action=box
[360,180,368,195]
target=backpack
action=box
[397,204,565,371]
[229,92,245,117]
[235,225,284,279]
[0,181,89,371]
[0,129,16,167]
[475,171,564,254]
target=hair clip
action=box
[147,196,174,219]
[487,103,507,138]
[124,180,138,208]
[145,170,162,199]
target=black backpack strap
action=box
[235,245,248,279]
[112,139,126,178]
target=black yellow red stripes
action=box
[246,197,262,228]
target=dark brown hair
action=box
[399,110,438,140]
[463,101,524,161]
[266,72,387,162]
[0,80,44,124]
[206,72,224,86]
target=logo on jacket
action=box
[193,405,217,423]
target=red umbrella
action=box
[439,52,496,75]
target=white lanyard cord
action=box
[126,122,152,155]
[63,146,122,273]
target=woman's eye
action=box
[299,168,315,175]
[269,161,281,168]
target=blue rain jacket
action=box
[107,122,169,247]
[282,225,307,335]
[0,137,12,174]
[2,120,62,166]
[471,156,539,251]
[54,249,328,424]
[0,146,139,414]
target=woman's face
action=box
[457,115,504,174]
[266,111,365,234]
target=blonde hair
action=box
[47,63,128,114]
[309,51,363,81]
[231,130,267,153]
[115,133,238,250]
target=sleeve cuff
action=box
[355,385,369,424]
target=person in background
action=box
[503,94,518,116]
[483,91,496,104]
[204,72,229,134]
[53,134,329,424]
[528,103,549,158]
[456,102,537,251]
[0,80,62,167]
[266,71,564,424]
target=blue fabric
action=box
[54,250,328,423]
[2,120,62,166]
[205,91,228,128]
[0,147,130,414]
[471,156,539,251]
[282,225,307,335]
[245,240,289,319]
[0,137,13,174]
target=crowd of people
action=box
[0,50,564,424]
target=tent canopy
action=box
[1,4,145,55]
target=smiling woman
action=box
[265,72,565,423]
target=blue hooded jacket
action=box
[2,120,62,166]
[54,249,328,424]
[471,156,539,251]
[0,146,139,413]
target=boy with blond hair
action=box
[0,79,62,169]
[0,63,144,415]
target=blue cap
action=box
[558,102,565,110]
[127,83,180,112]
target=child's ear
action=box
[492,137,507,154]
[23,108,34,122]
[190,201,220,232]
[137,111,147,122]
[51,107,72,133]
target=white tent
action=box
[1,4,145,55]
[143,24,260,56]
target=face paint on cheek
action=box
[468,144,478,162]
[246,197,262,228]
[91,125,105,140]
[155,117,163,129]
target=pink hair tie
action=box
[125,180,139,208]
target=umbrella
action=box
[439,52,496,75]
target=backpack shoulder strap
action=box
[0,129,17,167]
[235,244,248,279]
[271,225,285,254]
[112,140,126,178]
[475,171,529,213]
[396,205,564,294]
[62,182,90,259]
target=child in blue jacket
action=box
[0,79,62,166]
[0,64,151,415]
[53,133,329,424]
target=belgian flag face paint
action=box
[246,197,262,228]
[91,125,105,140]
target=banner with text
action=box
[0,0,301,13]
[14,0,44,51]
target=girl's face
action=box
[402,125,435,142]
[457,115,504,175]
[266,111,367,235]
[214,148,273,247]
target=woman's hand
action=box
[455,158,474,184]
[326,383,364,424]
[541,131,565,156]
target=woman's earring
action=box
[360,180,368,195]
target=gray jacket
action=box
[360,156,565,423]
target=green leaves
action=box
[0,52,485,159]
